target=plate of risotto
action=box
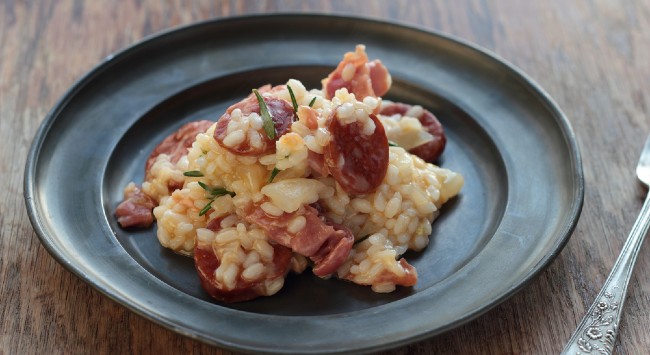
[25,15,583,354]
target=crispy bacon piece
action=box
[115,184,157,228]
[322,45,392,100]
[379,102,446,162]
[243,205,354,277]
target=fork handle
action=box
[561,191,650,355]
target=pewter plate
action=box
[24,15,583,354]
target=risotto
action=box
[115,45,464,302]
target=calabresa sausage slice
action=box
[145,120,213,176]
[214,87,295,156]
[115,183,157,228]
[243,204,354,277]
[118,120,213,229]
[324,112,389,195]
[379,102,446,162]
[194,218,293,303]
[194,242,292,303]
[321,44,391,100]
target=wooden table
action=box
[3,1,649,353]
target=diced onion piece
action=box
[380,116,434,150]
[261,178,328,213]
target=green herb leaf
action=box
[287,85,299,113]
[198,181,210,191]
[308,97,317,107]
[198,181,235,197]
[198,200,213,216]
[211,187,236,197]
[388,141,399,147]
[253,89,276,140]
[268,167,280,183]
[183,170,204,177]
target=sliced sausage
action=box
[118,121,212,228]
[145,120,213,175]
[322,45,391,100]
[194,223,293,303]
[367,60,391,98]
[214,89,295,156]
[324,112,389,195]
[307,150,329,178]
[243,204,354,277]
[310,222,354,276]
[115,183,157,228]
[379,102,446,162]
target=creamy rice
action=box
[120,46,463,301]
[149,79,463,296]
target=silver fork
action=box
[562,134,650,355]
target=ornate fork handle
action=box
[562,192,650,354]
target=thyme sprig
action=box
[199,201,213,216]
[268,167,280,183]
[253,89,276,140]
[198,181,235,197]
[183,170,204,177]
[197,182,235,216]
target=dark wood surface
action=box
[3,1,649,353]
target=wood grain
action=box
[2,0,649,354]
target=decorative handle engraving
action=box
[562,192,650,355]
[572,289,619,354]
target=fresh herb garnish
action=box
[198,181,235,197]
[198,181,210,191]
[214,187,236,197]
[196,182,235,216]
[268,167,280,183]
[308,97,317,107]
[287,85,299,113]
[253,89,275,140]
[183,170,204,177]
[388,141,399,147]
[198,201,213,216]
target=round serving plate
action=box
[24,14,583,354]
